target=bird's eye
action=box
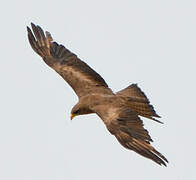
[74,110,79,114]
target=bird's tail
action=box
[116,84,162,123]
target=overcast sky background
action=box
[0,0,196,179]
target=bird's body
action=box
[27,23,168,166]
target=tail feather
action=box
[116,84,162,123]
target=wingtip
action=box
[157,115,162,118]
[31,23,38,34]
[27,26,31,33]
[160,161,167,167]
[161,158,169,167]
[153,118,164,124]
[31,22,36,27]
[153,155,168,167]
[152,148,169,166]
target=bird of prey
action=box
[27,23,168,166]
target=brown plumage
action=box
[27,23,168,166]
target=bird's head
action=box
[70,103,94,120]
[70,105,81,120]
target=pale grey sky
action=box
[0,0,196,179]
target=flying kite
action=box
[27,23,168,166]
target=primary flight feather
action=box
[27,23,168,166]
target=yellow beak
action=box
[70,113,76,120]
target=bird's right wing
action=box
[27,23,112,98]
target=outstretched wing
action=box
[95,105,168,166]
[27,23,112,98]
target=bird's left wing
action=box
[94,105,168,166]
[27,23,112,98]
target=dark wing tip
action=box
[152,148,169,164]
[151,117,163,124]
[27,22,52,58]
[30,22,36,28]
[156,114,161,118]
[27,26,33,37]
[27,26,31,32]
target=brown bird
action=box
[27,23,168,166]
